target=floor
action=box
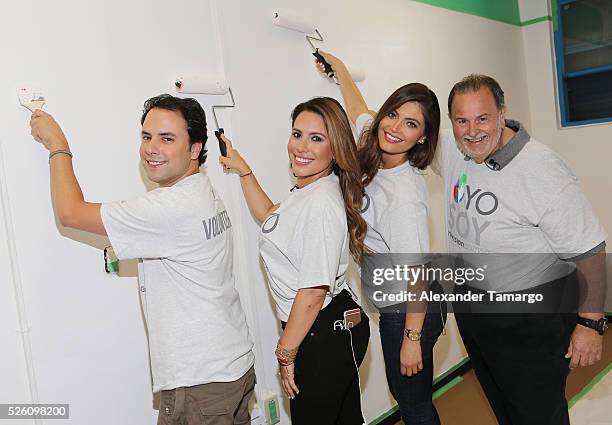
[569,362,612,424]
[396,327,612,425]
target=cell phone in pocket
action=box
[343,308,362,329]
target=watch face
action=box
[602,319,609,332]
[408,330,421,341]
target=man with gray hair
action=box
[433,74,608,425]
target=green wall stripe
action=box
[432,376,464,399]
[433,357,469,385]
[368,405,399,425]
[568,362,612,409]
[368,357,470,424]
[412,0,521,26]
[551,0,559,31]
[520,16,553,26]
[369,361,612,423]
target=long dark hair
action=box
[359,83,440,186]
[291,97,367,263]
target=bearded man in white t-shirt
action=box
[433,74,607,425]
[30,94,255,425]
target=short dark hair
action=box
[141,94,208,165]
[448,74,505,115]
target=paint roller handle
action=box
[215,128,228,157]
[218,134,251,176]
[313,49,335,78]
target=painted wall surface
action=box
[0,1,229,424]
[518,0,550,22]
[520,0,612,310]
[1,0,533,424]
[0,153,35,425]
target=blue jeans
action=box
[379,297,446,425]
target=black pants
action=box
[454,282,578,425]
[284,289,370,425]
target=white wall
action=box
[518,0,550,22]
[0,143,35,425]
[1,1,535,424]
[520,0,612,311]
[0,1,225,424]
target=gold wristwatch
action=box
[404,328,422,341]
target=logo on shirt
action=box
[202,210,232,240]
[262,213,280,234]
[453,174,467,204]
[448,176,499,249]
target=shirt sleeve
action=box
[355,112,374,139]
[430,128,453,177]
[538,179,607,259]
[296,202,347,290]
[101,192,176,260]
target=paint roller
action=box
[272,10,337,79]
[174,75,234,156]
[272,11,365,83]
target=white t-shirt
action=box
[356,113,430,307]
[259,173,349,322]
[433,120,607,291]
[101,173,254,392]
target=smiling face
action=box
[377,101,425,168]
[287,110,333,187]
[139,108,202,187]
[450,88,506,164]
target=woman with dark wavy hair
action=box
[219,96,370,425]
[316,52,446,425]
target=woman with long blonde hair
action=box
[219,96,370,425]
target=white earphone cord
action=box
[348,328,367,425]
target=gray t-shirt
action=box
[101,173,254,391]
[356,113,430,307]
[433,120,607,291]
[259,173,348,322]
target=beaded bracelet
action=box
[277,358,293,367]
[48,150,73,163]
[275,342,298,365]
